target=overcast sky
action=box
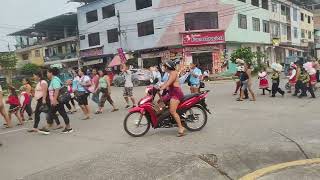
[0,0,80,52]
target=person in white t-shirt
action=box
[0,85,11,128]
[121,64,136,108]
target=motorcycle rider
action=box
[160,60,185,137]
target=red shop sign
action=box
[182,31,225,46]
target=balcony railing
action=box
[44,52,77,62]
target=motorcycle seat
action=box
[182,93,201,102]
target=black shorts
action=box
[78,93,89,106]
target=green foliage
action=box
[21,63,40,75]
[0,52,18,70]
[230,47,256,65]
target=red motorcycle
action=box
[123,80,211,137]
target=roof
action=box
[9,13,77,37]
[68,0,98,3]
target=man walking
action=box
[121,64,136,108]
[189,63,202,93]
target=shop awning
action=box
[278,46,304,52]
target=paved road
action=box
[0,80,320,180]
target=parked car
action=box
[112,69,152,87]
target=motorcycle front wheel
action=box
[183,105,208,131]
[124,112,150,137]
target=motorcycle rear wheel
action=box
[124,112,150,137]
[183,105,208,131]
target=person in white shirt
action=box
[121,64,136,108]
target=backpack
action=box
[58,85,71,104]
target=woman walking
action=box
[28,72,49,132]
[65,79,77,114]
[22,78,33,121]
[258,68,271,95]
[74,68,91,120]
[39,68,73,134]
[0,84,11,128]
[95,70,118,114]
[6,86,23,126]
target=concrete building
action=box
[74,0,274,73]
[9,13,80,69]
[269,0,314,70]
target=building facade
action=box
[9,13,80,69]
[75,0,314,73]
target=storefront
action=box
[140,48,183,68]
[80,46,107,68]
[181,31,226,74]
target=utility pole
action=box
[7,43,10,52]
[117,10,123,49]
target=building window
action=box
[301,29,305,38]
[107,28,119,43]
[262,0,268,10]
[294,27,298,38]
[58,46,63,54]
[34,50,40,57]
[308,31,312,39]
[80,35,85,40]
[136,0,152,10]
[238,14,247,29]
[185,12,219,31]
[86,10,98,23]
[252,17,260,31]
[102,4,115,19]
[271,22,280,37]
[22,54,29,60]
[281,5,286,15]
[88,32,100,46]
[281,24,287,36]
[238,0,246,2]
[301,13,304,21]
[293,8,297,21]
[251,0,259,7]
[308,16,311,24]
[272,3,277,13]
[137,20,154,37]
[263,20,270,33]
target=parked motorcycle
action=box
[123,79,211,137]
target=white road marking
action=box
[0,128,28,135]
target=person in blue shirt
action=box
[189,64,202,93]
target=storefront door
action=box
[192,52,213,72]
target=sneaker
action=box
[62,128,74,134]
[125,105,130,108]
[28,117,34,121]
[38,128,50,135]
[27,129,38,133]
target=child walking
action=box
[258,68,271,95]
[232,66,241,95]
[271,63,285,97]
[19,86,31,121]
[6,87,23,126]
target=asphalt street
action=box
[0,80,320,180]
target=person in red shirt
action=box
[6,86,23,126]
[19,86,31,122]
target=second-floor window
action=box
[88,32,100,46]
[86,10,98,23]
[137,20,154,37]
[252,17,260,31]
[136,0,152,10]
[238,14,247,29]
[271,22,280,37]
[308,31,312,39]
[252,0,259,7]
[80,35,85,40]
[272,3,277,12]
[293,8,297,21]
[262,0,268,10]
[301,13,304,21]
[34,50,40,57]
[301,29,305,38]
[185,12,218,31]
[107,28,119,43]
[294,27,298,38]
[281,24,287,35]
[263,20,270,33]
[102,4,115,19]
[308,16,311,24]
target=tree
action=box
[0,52,18,85]
[230,47,267,72]
[21,63,40,75]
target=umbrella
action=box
[108,55,121,67]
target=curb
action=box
[239,158,320,180]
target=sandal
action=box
[2,125,12,129]
[177,132,186,137]
[94,111,102,114]
[236,98,244,101]
[16,123,23,126]
[111,109,119,112]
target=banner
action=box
[182,31,225,46]
[117,48,127,64]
